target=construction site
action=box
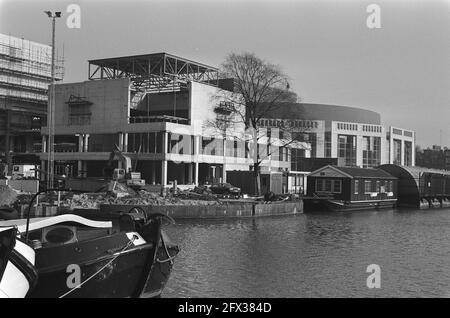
[0,33,63,175]
[1,47,304,220]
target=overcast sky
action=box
[1,0,448,148]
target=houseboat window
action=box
[316,179,324,191]
[325,180,332,192]
[386,180,393,192]
[333,180,342,193]
[364,180,372,193]
[354,180,359,194]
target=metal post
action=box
[47,16,56,189]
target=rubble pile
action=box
[63,188,221,210]
[0,185,18,206]
[173,186,219,202]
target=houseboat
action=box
[304,165,398,212]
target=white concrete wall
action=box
[46,78,130,135]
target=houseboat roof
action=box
[308,165,397,179]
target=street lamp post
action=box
[44,11,61,189]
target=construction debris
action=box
[61,188,221,210]
[0,185,18,207]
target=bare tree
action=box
[210,52,309,195]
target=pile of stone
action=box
[0,185,18,207]
[63,188,221,210]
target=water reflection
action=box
[163,209,450,298]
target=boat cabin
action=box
[306,165,398,211]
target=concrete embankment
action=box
[98,200,303,219]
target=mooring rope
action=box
[58,236,137,298]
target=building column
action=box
[151,161,156,184]
[123,133,128,152]
[356,135,364,168]
[161,160,167,186]
[118,133,123,150]
[77,160,82,176]
[163,131,168,154]
[411,133,416,166]
[83,134,90,152]
[42,135,47,153]
[77,134,83,152]
[40,160,46,181]
[195,162,199,185]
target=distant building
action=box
[260,103,416,168]
[416,145,450,170]
[0,33,63,173]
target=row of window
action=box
[354,180,394,194]
[362,125,382,133]
[337,123,358,131]
[316,179,342,193]
[315,179,394,195]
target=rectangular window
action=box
[333,180,342,193]
[354,180,359,195]
[376,180,380,192]
[316,179,324,192]
[364,180,372,193]
[325,179,332,192]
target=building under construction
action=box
[0,33,63,175]
[41,52,309,190]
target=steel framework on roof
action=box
[88,52,219,93]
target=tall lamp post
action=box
[44,11,61,189]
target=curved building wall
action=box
[268,103,381,125]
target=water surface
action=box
[163,209,450,297]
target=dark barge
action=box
[378,164,450,209]
[304,165,398,212]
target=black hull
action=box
[304,199,397,212]
[27,215,178,298]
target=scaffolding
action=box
[0,33,64,105]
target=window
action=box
[364,180,372,193]
[338,135,357,166]
[354,180,359,194]
[376,181,380,192]
[333,180,342,193]
[316,179,324,192]
[362,136,381,168]
[386,180,393,192]
[393,139,402,165]
[325,179,332,192]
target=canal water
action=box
[163,209,450,298]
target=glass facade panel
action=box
[362,136,381,168]
[338,134,357,166]
[393,139,402,165]
[404,141,412,166]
